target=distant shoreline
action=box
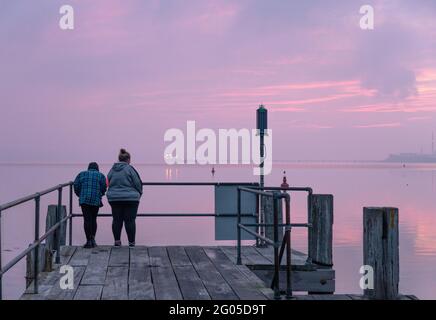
[1,160,436,167]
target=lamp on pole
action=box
[256,105,268,247]
[256,105,268,188]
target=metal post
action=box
[256,193,263,247]
[284,195,292,299]
[34,195,40,294]
[260,134,264,188]
[56,187,62,264]
[69,184,73,246]
[307,192,313,264]
[273,194,280,300]
[237,188,242,265]
[257,105,267,248]
[0,209,2,300]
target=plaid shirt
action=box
[74,169,107,207]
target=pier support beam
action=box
[309,195,333,266]
[363,207,399,300]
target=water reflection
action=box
[1,163,436,298]
[165,167,179,180]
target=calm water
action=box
[1,163,436,299]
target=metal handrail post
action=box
[273,193,281,300]
[55,187,62,264]
[69,184,73,246]
[307,191,313,264]
[0,210,2,300]
[284,194,292,299]
[237,188,242,265]
[33,195,40,294]
[255,193,260,247]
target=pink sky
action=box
[1,0,436,163]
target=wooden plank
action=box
[21,285,54,300]
[27,265,64,289]
[60,246,77,265]
[220,246,249,265]
[254,246,308,266]
[167,246,192,266]
[252,269,335,293]
[129,266,155,300]
[204,247,266,300]
[309,294,352,300]
[219,247,274,300]
[185,247,238,300]
[222,246,311,271]
[173,265,210,300]
[294,295,315,300]
[220,246,269,266]
[74,285,103,300]
[109,246,129,267]
[242,246,272,265]
[222,246,257,265]
[69,247,92,266]
[151,267,183,300]
[21,269,59,300]
[130,247,150,267]
[46,266,85,300]
[101,267,129,300]
[148,247,171,267]
[81,247,111,285]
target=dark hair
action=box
[88,162,99,171]
[119,148,131,162]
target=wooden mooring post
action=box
[309,195,333,266]
[45,204,67,250]
[363,207,399,300]
[26,205,67,288]
[261,193,283,245]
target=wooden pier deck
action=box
[20,245,417,300]
[20,245,331,300]
[21,245,273,300]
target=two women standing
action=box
[74,149,143,248]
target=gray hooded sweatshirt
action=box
[107,162,143,202]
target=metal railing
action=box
[0,181,312,300]
[0,181,258,299]
[236,186,313,300]
[0,182,73,300]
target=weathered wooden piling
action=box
[309,195,333,266]
[363,207,399,300]
[25,243,50,287]
[46,204,67,250]
[26,205,67,287]
[262,194,283,243]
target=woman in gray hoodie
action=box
[107,149,143,247]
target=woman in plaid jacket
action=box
[74,162,107,248]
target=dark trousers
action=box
[81,204,99,241]
[110,201,139,243]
